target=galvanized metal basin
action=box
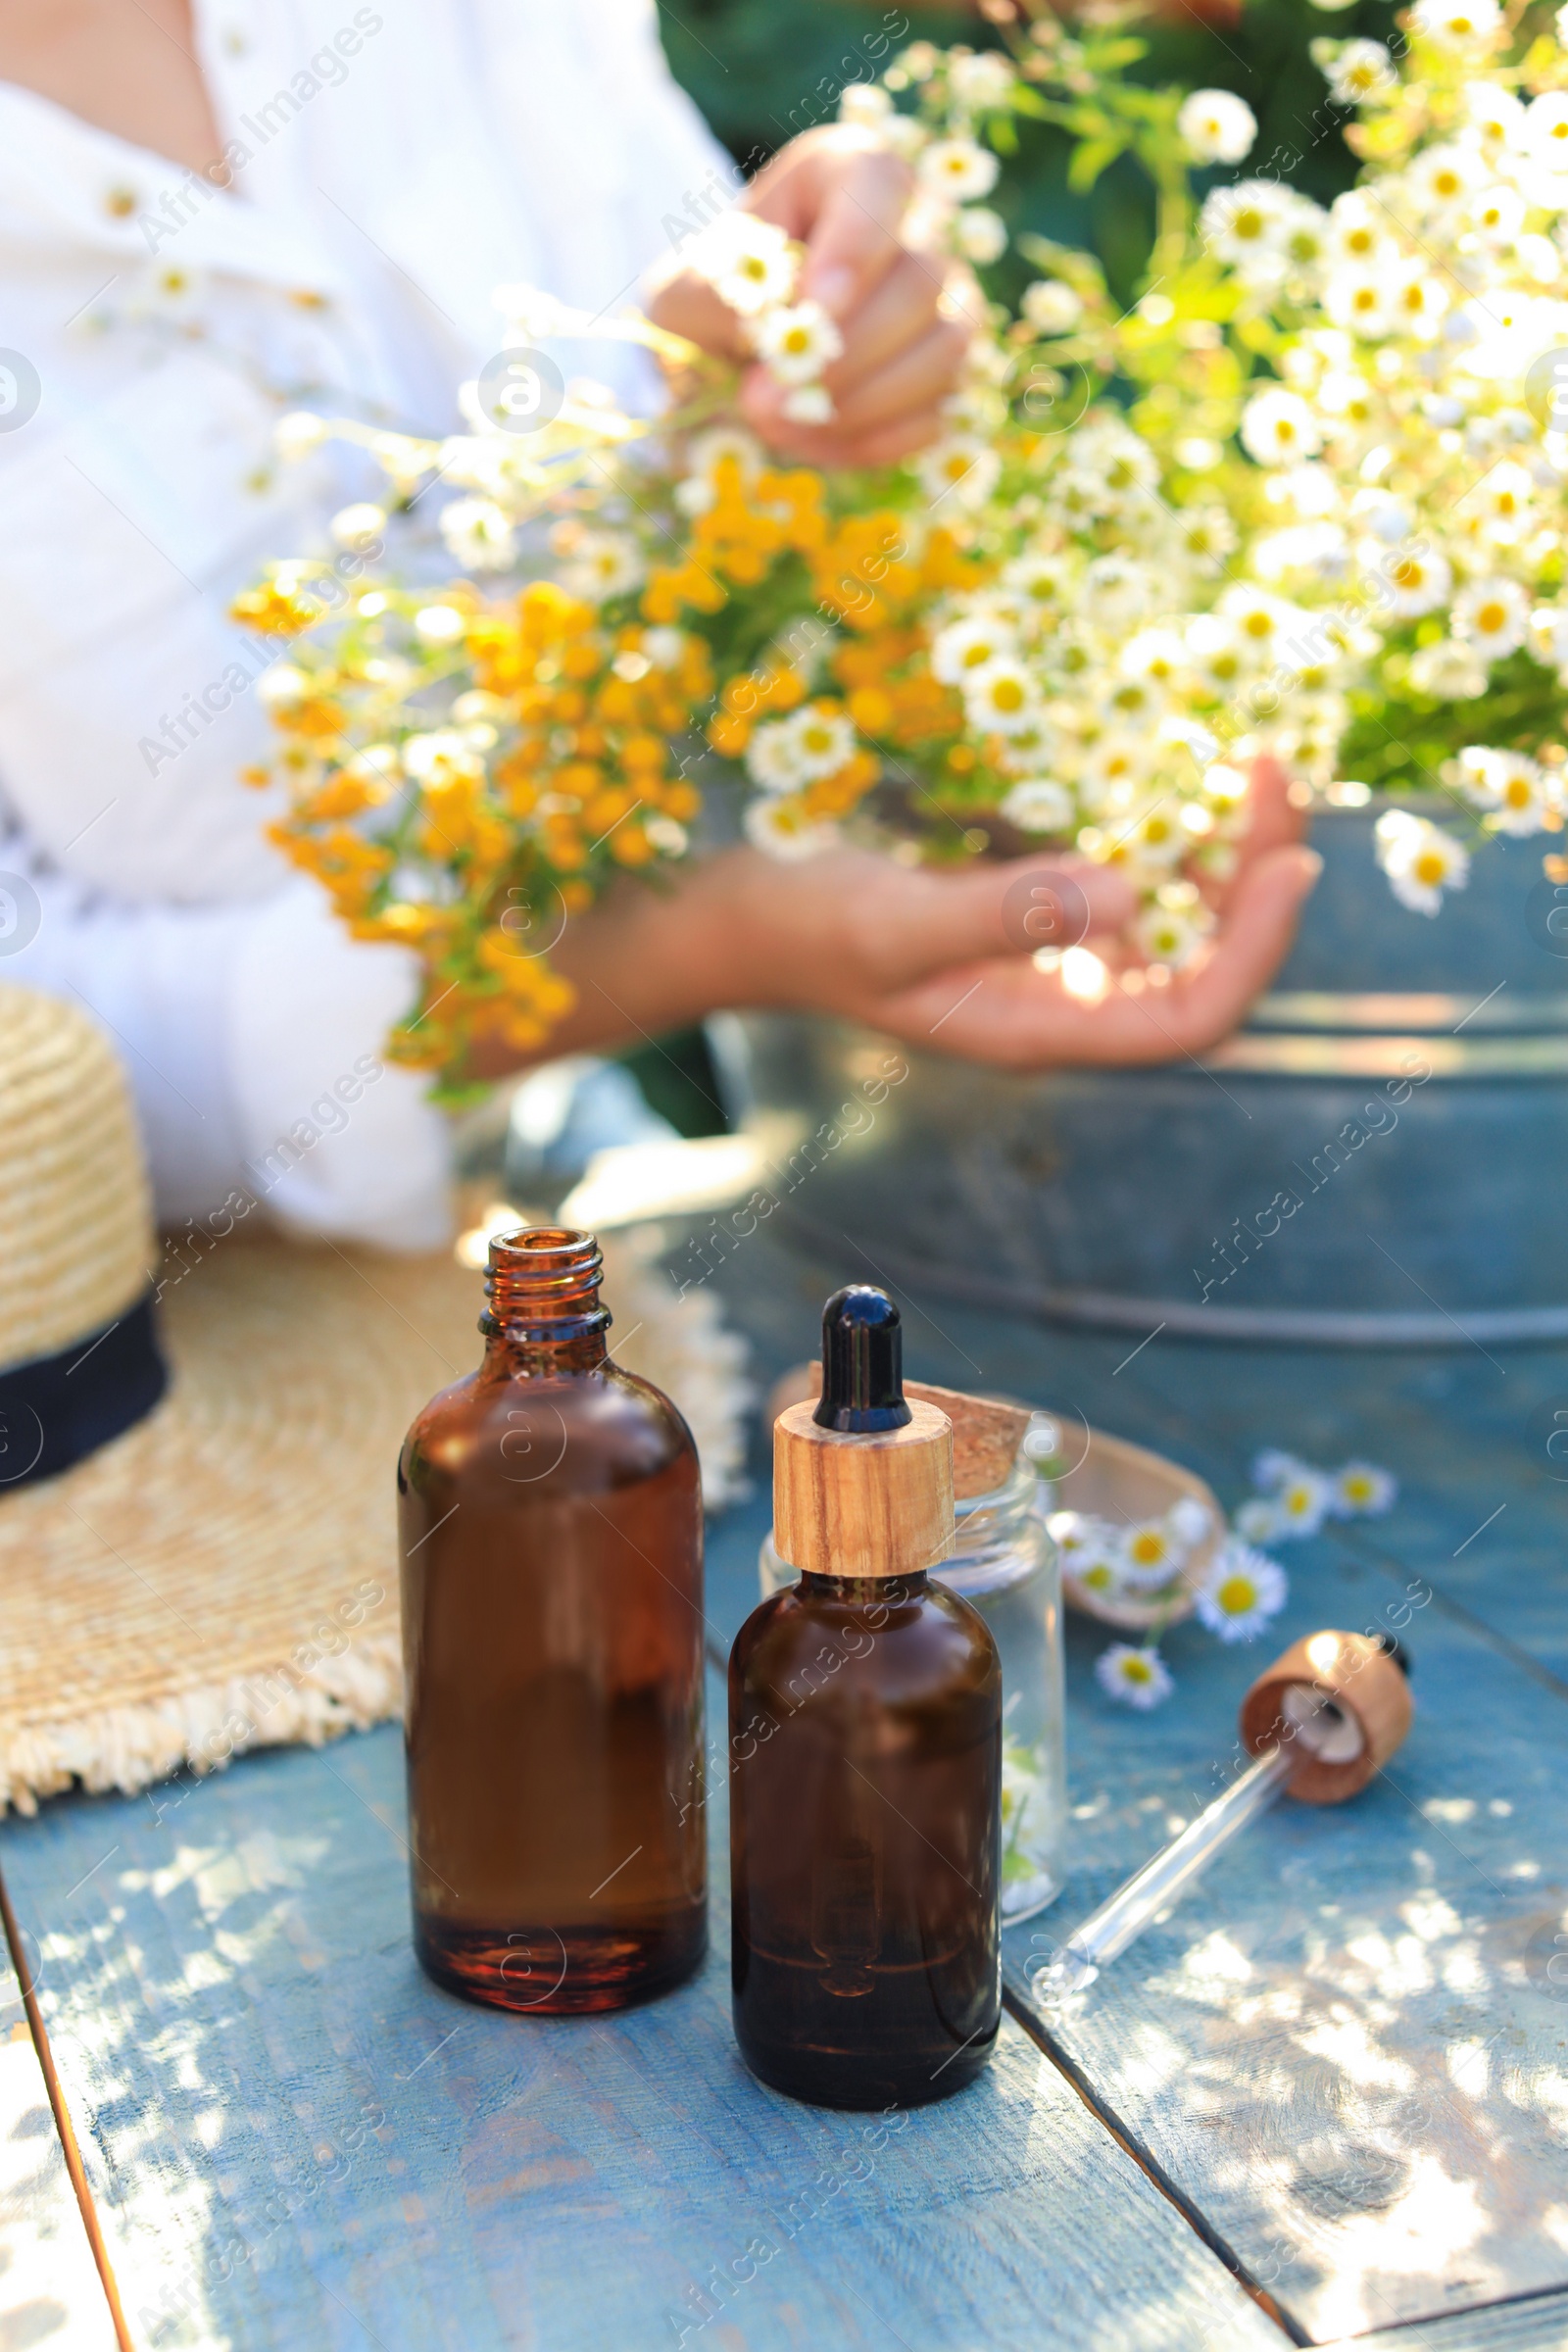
[713,808,1568,1346]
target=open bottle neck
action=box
[480,1226,611,1373]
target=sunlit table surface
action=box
[5,1222,1567,2352]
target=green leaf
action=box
[1067,136,1126,194]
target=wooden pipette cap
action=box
[774,1287,955,1580]
[1239,1628,1413,1804]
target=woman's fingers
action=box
[857,844,1320,1067]
[761,131,917,321]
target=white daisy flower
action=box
[560,528,645,602]
[1410,0,1501,47]
[1317,40,1396,108]
[745,716,808,795]
[1272,1465,1334,1537]
[1001,778,1074,833]
[783,703,858,781]
[744,798,841,860]
[1452,575,1531,660]
[964,662,1043,736]
[1359,540,1451,621]
[1118,1511,1200,1589]
[838,82,892,128]
[1463,81,1526,154]
[1177,89,1257,167]
[1176,509,1238,571]
[1408,144,1480,214]
[1135,902,1207,966]
[1465,748,1552,834]
[919,138,1001,202]
[1329,1460,1398,1516]
[917,437,1002,511]
[1531,603,1568,670]
[439,497,514,573]
[1046,1508,1112,1565]
[1022,280,1083,335]
[948,51,1016,109]
[1194,1542,1289,1642]
[1463,183,1524,243]
[1526,92,1568,175]
[1375,810,1471,914]
[1235,1495,1285,1544]
[692,214,797,317]
[1252,1446,1310,1493]
[1096,1644,1174,1709]
[1325,192,1396,270]
[1325,266,1396,339]
[1387,264,1448,340]
[1467,460,1536,545]
[955,206,1007,265]
[402,729,485,787]
[1242,387,1323,466]
[931,612,1017,685]
[1407,640,1487,699]
[754,301,844,385]
[781,384,834,425]
[1199,181,1294,272]
[1170,1496,1212,1545]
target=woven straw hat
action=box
[0,986,747,1816]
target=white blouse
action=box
[0,0,727,1245]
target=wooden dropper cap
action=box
[773,1287,955,1580]
[1239,1628,1413,1804]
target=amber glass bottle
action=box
[730,1288,1002,2109]
[398,1227,705,2013]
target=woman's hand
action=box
[503,760,1319,1077]
[647,126,979,469]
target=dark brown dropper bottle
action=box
[729,1286,1001,2108]
[398,1226,705,2014]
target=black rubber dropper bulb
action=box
[812,1285,913,1434]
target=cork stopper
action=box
[1239,1629,1413,1804]
[767,1360,1030,1500]
[773,1289,955,1579]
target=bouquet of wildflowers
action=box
[241,1,1568,1095]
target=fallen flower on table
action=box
[1096,1643,1175,1710]
[1193,1540,1289,1643]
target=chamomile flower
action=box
[754,301,844,385]
[1526,93,1568,175]
[1407,639,1487,698]
[745,717,808,795]
[917,437,1002,510]
[1200,181,1293,273]
[1463,81,1526,155]
[1136,888,1212,965]
[955,207,1007,265]
[697,214,797,317]
[964,662,1043,735]
[1096,1644,1174,1709]
[931,612,1017,684]
[1375,810,1471,913]
[1194,1542,1288,1642]
[744,798,840,860]
[948,51,1016,109]
[1178,89,1257,167]
[439,497,514,572]
[402,730,485,787]
[783,703,858,781]
[1325,267,1396,339]
[1002,778,1074,833]
[1409,0,1500,49]
[1235,1495,1284,1544]
[838,81,892,128]
[1452,574,1531,660]
[1242,388,1323,466]
[919,138,1001,202]
[1118,1513,1194,1588]
[1460,747,1553,833]
[1329,1460,1398,1515]
[1268,1463,1334,1537]
[560,528,645,602]
[1022,280,1083,335]
[1360,540,1451,621]
[1316,39,1396,107]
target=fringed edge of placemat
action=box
[0,1628,404,1817]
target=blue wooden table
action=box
[5,1223,1567,2352]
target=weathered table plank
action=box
[0,1676,1286,2352]
[0,2013,121,2352]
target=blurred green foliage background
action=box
[656,0,1402,304]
